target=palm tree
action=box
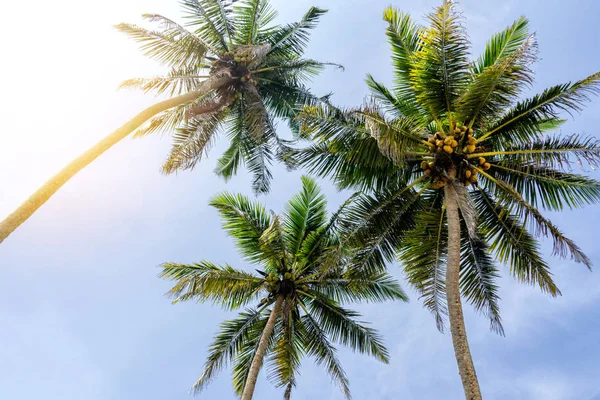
[160,177,406,399]
[0,0,338,244]
[294,2,600,399]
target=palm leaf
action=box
[409,0,470,121]
[459,233,504,335]
[160,261,264,309]
[283,176,328,259]
[191,307,266,393]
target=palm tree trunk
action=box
[0,76,231,245]
[444,172,482,400]
[241,295,283,400]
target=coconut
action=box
[483,162,491,170]
[284,272,292,280]
[444,137,454,145]
[451,140,458,148]
[467,144,476,153]
[461,125,468,131]
[421,161,429,170]
[428,137,436,144]
[428,162,435,169]
[443,145,453,154]
[468,128,474,134]
[234,57,241,62]
[478,157,486,165]
[436,140,444,147]
[424,169,432,176]
[454,128,461,135]
[468,137,477,145]
[465,170,472,179]
[469,175,479,183]
[301,285,308,291]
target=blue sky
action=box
[1,0,600,399]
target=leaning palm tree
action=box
[0,0,338,244]
[160,177,406,399]
[295,2,600,399]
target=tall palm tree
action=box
[160,177,407,399]
[294,2,600,399]
[0,0,338,244]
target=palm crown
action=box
[294,2,600,397]
[117,0,340,193]
[160,177,406,399]
[298,2,600,330]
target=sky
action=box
[1,0,600,399]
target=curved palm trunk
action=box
[241,295,283,400]
[444,175,482,400]
[0,76,230,245]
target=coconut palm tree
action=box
[0,0,338,244]
[160,177,406,399]
[294,2,600,399]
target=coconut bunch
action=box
[258,271,308,305]
[421,123,492,188]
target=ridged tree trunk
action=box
[241,295,283,400]
[444,171,483,400]
[0,76,230,245]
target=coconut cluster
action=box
[421,124,491,188]
[217,48,258,86]
[258,272,308,305]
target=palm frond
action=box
[298,314,351,399]
[473,16,530,74]
[161,108,225,173]
[400,206,448,331]
[233,0,278,45]
[311,270,408,304]
[410,0,470,121]
[265,7,327,57]
[480,172,592,270]
[457,28,536,126]
[283,176,328,259]
[479,71,600,143]
[266,306,301,393]
[472,134,600,169]
[304,291,390,363]
[472,188,562,294]
[160,261,264,309]
[459,234,504,335]
[192,308,266,393]
[382,6,423,105]
[119,66,206,97]
[489,162,600,211]
[181,0,234,50]
[115,21,207,68]
[209,191,274,264]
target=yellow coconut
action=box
[469,175,479,183]
[467,144,476,153]
[461,125,468,131]
[468,128,474,134]
[451,140,458,148]
[428,162,435,169]
[465,170,472,179]
[478,157,486,165]
[483,162,491,170]
[468,137,477,145]
[421,161,429,170]
[444,136,454,145]
[424,169,432,176]
[454,128,461,135]
[443,145,454,154]
[436,140,444,147]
